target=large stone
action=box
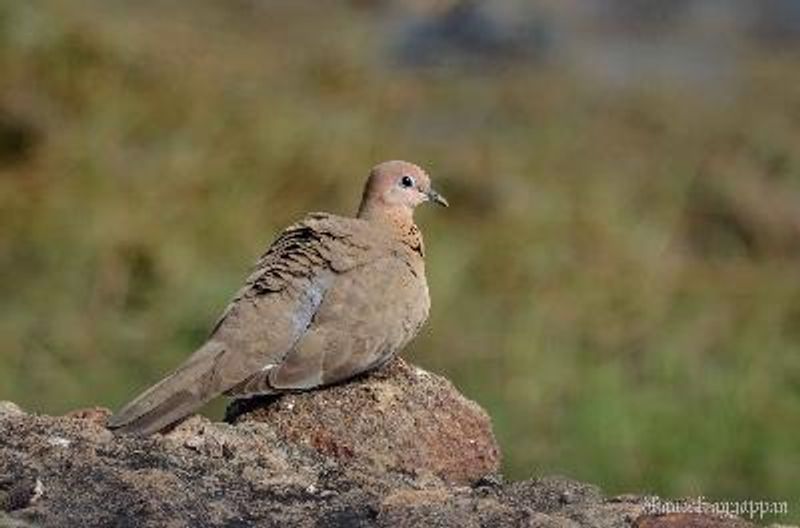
[0,360,769,527]
[226,358,500,486]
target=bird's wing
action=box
[108,213,378,435]
[209,213,368,337]
[227,250,430,398]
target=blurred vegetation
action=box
[1,0,798,520]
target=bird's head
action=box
[357,160,448,223]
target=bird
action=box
[107,160,448,436]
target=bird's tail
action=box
[107,341,226,436]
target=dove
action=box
[107,160,448,435]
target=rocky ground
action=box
[0,359,778,527]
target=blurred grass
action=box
[1,0,799,519]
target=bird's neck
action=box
[357,205,425,257]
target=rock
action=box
[0,360,770,527]
[0,402,24,418]
[226,358,500,486]
[62,407,111,425]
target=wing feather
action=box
[109,213,380,434]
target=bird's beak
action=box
[427,188,449,207]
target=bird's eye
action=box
[400,175,415,188]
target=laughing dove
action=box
[107,160,448,435]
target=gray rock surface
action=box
[0,359,763,527]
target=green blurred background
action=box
[1,0,798,520]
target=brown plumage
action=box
[107,160,448,435]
